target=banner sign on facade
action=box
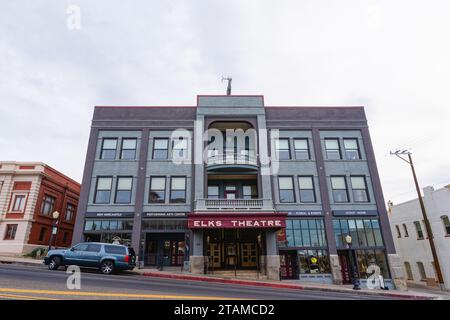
[287,211,323,217]
[143,212,187,218]
[188,216,286,229]
[332,210,378,217]
[85,212,134,218]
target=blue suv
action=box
[44,242,136,274]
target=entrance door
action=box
[207,243,221,268]
[338,251,352,284]
[224,243,237,268]
[240,243,257,267]
[280,252,297,279]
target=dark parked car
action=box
[44,242,136,274]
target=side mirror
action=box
[70,247,75,251]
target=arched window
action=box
[441,215,450,236]
[404,261,413,280]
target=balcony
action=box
[195,198,274,211]
[206,151,258,171]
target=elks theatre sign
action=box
[187,213,287,229]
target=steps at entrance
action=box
[207,270,268,280]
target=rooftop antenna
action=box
[221,76,232,95]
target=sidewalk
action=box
[0,255,442,300]
[132,267,441,300]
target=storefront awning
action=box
[187,212,287,229]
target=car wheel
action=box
[100,260,115,275]
[48,256,61,270]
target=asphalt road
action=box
[0,263,404,300]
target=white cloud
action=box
[0,0,448,203]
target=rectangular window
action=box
[334,219,383,248]
[62,232,69,244]
[38,227,46,242]
[149,177,166,203]
[11,194,26,212]
[65,203,75,221]
[403,224,409,237]
[243,185,258,199]
[101,138,117,160]
[325,138,341,160]
[4,224,18,240]
[278,176,295,203]
[395,225,401,238]
[297,249,330,274]
[285,219,327,248]
[115,177,133,204]
[275,139,291,160]
[331,176,349,202]
[120,138,137,160]
[41,195,56,216]
[414,221,424,240]
[170,177,186,203]
[351,176,369,202]
[153,138,169,160]
[172,137,188,160]
[94,177,112,204]
[207,185,219,199]
[417,262,426,280]
[343,138,361,160]
[441,216,450,236]
[298,176,316,203]
[294,138,310,160]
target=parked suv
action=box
[44,242,136,274]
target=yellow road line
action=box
[0,293,59,300]
[0,288,242,300]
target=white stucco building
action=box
[388,184,450,290]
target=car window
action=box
[104,245,127,255]
[86,244,102,253]
[72,244,88,252]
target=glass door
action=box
[225,185,237,199]
[240,243,257,267]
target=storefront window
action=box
[354,249,389,278]
[333,218,384,249]
[84,219,133,231]
[297,249,330,274]
[285,219,327,248]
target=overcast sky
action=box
[1,1,449,204]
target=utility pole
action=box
[390,149,445,290]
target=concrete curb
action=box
[0,258,43,267]
[138,271,437,300]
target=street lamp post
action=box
[345,235,361,290]
[391,150,445,290]
[48,211,60,252]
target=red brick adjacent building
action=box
[0,162,80,255]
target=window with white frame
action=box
[153,138,169,160]
[330,176,349,203]
[120,138,137,160]
[115,177,133,204]
[325,138,341,160]
[10,194,27,212]
[350,176,369,202]
[294,139,310,160]
[298,176,316,203]
[101,138,118,160]
[414,221,424,240]
[170,177,186,203]
[343,138,361,160]
[278,176,295,203]
[149,177,166,203]
[275,139,291,160]
[4,224,18,240]
[172,137,188,160]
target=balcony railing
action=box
[206,152,257,167]
[195,198,274,211]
